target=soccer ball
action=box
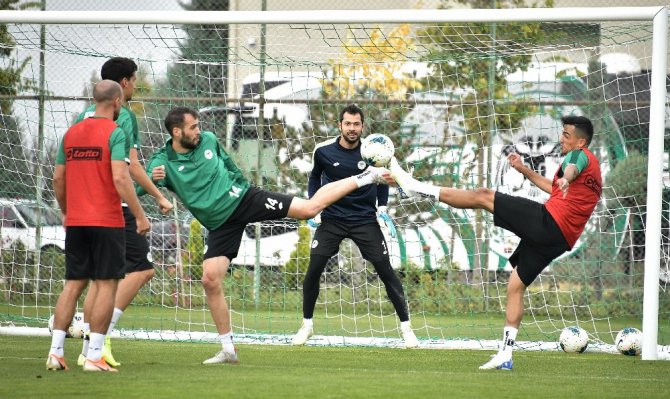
[559,326,589,353]
[615,327,642,356]
[360,133,395,167]
[47,311,86,338]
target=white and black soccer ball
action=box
[48,312,86,338]
[559,326,589,353]
[68,312,86,339]
[615,327,642,356]
[361,133,395,167]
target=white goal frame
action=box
[0,6,666,360]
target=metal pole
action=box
[484,0,497,311]
[641,6,668,361]
[253,0,267,307]
[34,0,47,299]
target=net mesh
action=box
[0,16,668,350]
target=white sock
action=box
[415,182,441,201]
[501,326,518,356]
[354,168,379,187]
[49,330,67,357]
[81,323,90,356]
[302,318,313,329]
[106,308,123,336]
[87,332,105,361]
[219,332,235,353]
[400,320,411,331]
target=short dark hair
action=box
[561,115,594,145]
[101,57,138,84]
[339,104,364,124]
[164,106,199,136]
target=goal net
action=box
[0,7,668,356]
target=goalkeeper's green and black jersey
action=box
[75,104,139,160]
[140,131,249,231]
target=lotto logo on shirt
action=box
[66,147,103,161]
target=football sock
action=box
[81,323,90,356]
[219,332,235,353]
[501,326,518,356]
[49,330,67,357]
[106,308,123,336]
[87,332,105,361]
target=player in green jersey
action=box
[144,106,390,364]
[76,58,173,368]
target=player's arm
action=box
[53,139,67,222]
[307,147,325,198]
[556,150,588,198]
[375,180,396,237]
[129,148,172,214]
[113,160,150,235]
[140,152,168,195]
[507,152,553,194]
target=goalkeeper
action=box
[142,106,392,364]
[291,104,418,348]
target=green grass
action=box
[1,335,669,399]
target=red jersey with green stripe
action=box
[545,148,602,248]
[57,118,127,227]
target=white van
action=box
[0,198,65,252]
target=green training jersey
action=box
[75,104,139,159]
[142,131,250,230]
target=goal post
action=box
[0,6,667,359]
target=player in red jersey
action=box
[46,80,150,372]
[387,115,601,370]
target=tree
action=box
[164,0,229,99]
[0,0,40,199]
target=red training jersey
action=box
[545,148,602,248]
[63,118,124,227]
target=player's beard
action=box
[179,135,199,150]
[341,131,361,146]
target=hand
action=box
[152,165,166,182]
[157,196,174,215]
[507,153,523,171]
[557,177,570,198]
[136,215,151,236]
[377,206,396,238]
[307,212,322,228]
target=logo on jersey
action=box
[66,147,102,161]
[178,165,185,172]
[265,197,283,210]
[333,162,340,167]
[311,239,319,248]
[357,161,366,170]
[204,149,213,160]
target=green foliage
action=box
[604,150,648,209]
[165,0,230,98]
[283,222,312,285]
[185,219,204,279]
[419,0,553,138]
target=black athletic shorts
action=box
[204,186,294,261]
[65,226,125,280]
[493,192,570,286]
[122,206,152,274]
[310,219,389,263]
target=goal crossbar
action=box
[0,7,665,25]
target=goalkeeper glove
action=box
[376,206,396,238]
[307,212,322,228]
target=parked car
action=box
[148,215,299,268]
[0,198,65,252]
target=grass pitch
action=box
[1,335,668,399]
